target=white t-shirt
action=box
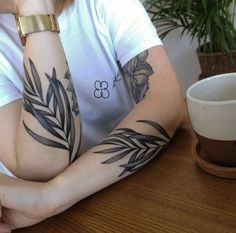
[0,0,162,153]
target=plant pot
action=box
[196,48,236,80]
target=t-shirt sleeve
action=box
[103,0,163,66]
[0,14,24,108]
[0,73,22,108]
[0,56,22,108]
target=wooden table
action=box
[16,127,236,233]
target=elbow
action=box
[144,89,186,136]
[15,149,69,182]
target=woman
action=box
[0,0,186,231]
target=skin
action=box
[0,0,81,180]
[0,45,186,232]
[0,0,56,14]
[0,0,16,13]
[0,0,188,232]
[0,0,67,232]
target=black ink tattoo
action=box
[94,120,171,177]
[113,73,122,88]
[23,59,80,163]
[65,68,80,115]
[113,61,123,88]
[94,80,110,99]
[123,50,154,103]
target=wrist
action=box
[17,0,55,15]
[41,180,59,217]
[43,177,73,217]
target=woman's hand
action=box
[1,207,45,232]
[0,204,11,233]
[0,174,55,231]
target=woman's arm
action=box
[0,45,186,231]
[0,0,81,181]
[48,45,186,213]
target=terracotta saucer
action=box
[192,141,236,179]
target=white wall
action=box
[140,0,201,95]
[163,31,201,95]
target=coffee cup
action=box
[186,73,236,167]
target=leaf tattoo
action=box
[64,68,80,115]
[123,50,154,103]
[94,120,171,177]
[23,59,80,163]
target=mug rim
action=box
[186,72,236,105]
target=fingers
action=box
[0,174,50,229]
[0,174,49,220]
[0,204,11,233]
[2,208,44,230]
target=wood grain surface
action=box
[15,127,236,233]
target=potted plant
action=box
[145,0,236,79]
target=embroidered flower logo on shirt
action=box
[94,81,110,99]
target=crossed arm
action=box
[0,45,185,229]
[0,0,81,181]
[45,45,185,217]
[0,45,184,177]
[0,0,186,230]
[0,46,183,177]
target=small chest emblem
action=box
[94,81,110,99]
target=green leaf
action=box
[145,0,236,55]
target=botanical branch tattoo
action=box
[123,50,154,103]
[23,59,80,163]
[65,68,80,115]
[94,120,171,177]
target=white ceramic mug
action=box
[186,73,236,167]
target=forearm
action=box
[0,97,183,230]
[48,93,184,215]
[15,1,81,180]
